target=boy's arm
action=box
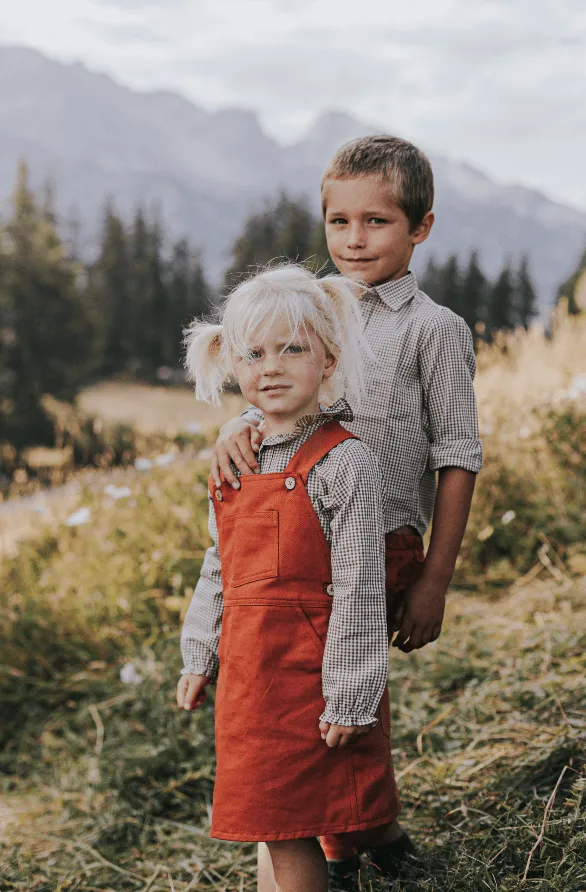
[211,405,264,488]
[319,441,389,728]
[393,311,482,652]
[392,467,475,652]
[180,498,224,680]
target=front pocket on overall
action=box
[221,510,279,587]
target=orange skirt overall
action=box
[209,420,399,842]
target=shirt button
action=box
[215,489,223,501]
[326,583,334,596]
[285,476,296,490]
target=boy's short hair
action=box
[321,135,434,231]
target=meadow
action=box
[0,308,585,891]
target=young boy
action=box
[209,135,482,889]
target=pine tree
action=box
[309,220,336,276]
[0,160,90,445]
[420,256,441,302]
[461,251,487,339]
[515,255,538,329]
[436,255,462,312]
[125,207,153,374]
[223,193,317,291]
[487,262,515,335]
[146,216,168,371]
[556,247,586,315]
[276,195,314,261]
[88,202,130,374]
[168,240,213,367]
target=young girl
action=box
[176,266,398,892]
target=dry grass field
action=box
[0,309,584,891]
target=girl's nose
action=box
[262,353,284,375]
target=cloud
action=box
[0,0,584,206]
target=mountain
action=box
[1,45,586,305]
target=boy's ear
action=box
[412,211,434,246]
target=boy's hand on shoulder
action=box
[176,673,213,710]
[391,572,446,653]
[211,417,263,489]
[319,720,373,748]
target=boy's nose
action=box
[346,225,366,249]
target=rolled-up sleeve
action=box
[317,441,389,727]
[420,309,483,473]
[240,404,264,425]
[180,499,224,680]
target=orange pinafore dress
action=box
[209,420,399,842]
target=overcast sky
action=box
[2,0,585,209]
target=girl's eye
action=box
[283,344,304,354]
[328,217,346,225]
[247,350,262,362]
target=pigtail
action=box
[318,276,372,407]
[182,321,227,405]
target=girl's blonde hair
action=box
[183,265,370,407]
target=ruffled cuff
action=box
[179,659,218,682]
[319,708,378,728]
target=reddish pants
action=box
[319,528,425,860]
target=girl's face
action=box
[233,317,337,430]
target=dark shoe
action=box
[327,855,360,891]
[364,832,419,880]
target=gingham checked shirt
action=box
[180,399,389,728]
[245,272,482,535]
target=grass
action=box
[1,311,585,890]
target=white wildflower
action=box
[135,458,153,471]
[567,373,586,400]
[65,507,91,527]
[104,484,132,500]
[154,452,176,467]
[477,525,494,542]
[501,510,516,525]
[120,662,143,685]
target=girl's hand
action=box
[176,673,212,710]
[319,720,374,749]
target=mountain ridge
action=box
[1,44,585,302]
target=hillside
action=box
[1,46,586,302]
[0,312,585,889]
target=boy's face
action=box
[322,175,434,287]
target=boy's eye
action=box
[328,217,347,225]
[368,217,387,224]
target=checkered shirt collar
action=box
[259,397,354,449]
[368,271,418,311]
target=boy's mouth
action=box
[344,257,375,263]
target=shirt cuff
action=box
[240,405,264,425]
[429,439,483,473]
[319,708,379,728]
[180,660,218,681]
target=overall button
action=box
[325,583,334,596]
[285,476,296,490]
[215,489,223,501]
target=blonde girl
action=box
[176,265,397,892]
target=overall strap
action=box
[284,420,358,483]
